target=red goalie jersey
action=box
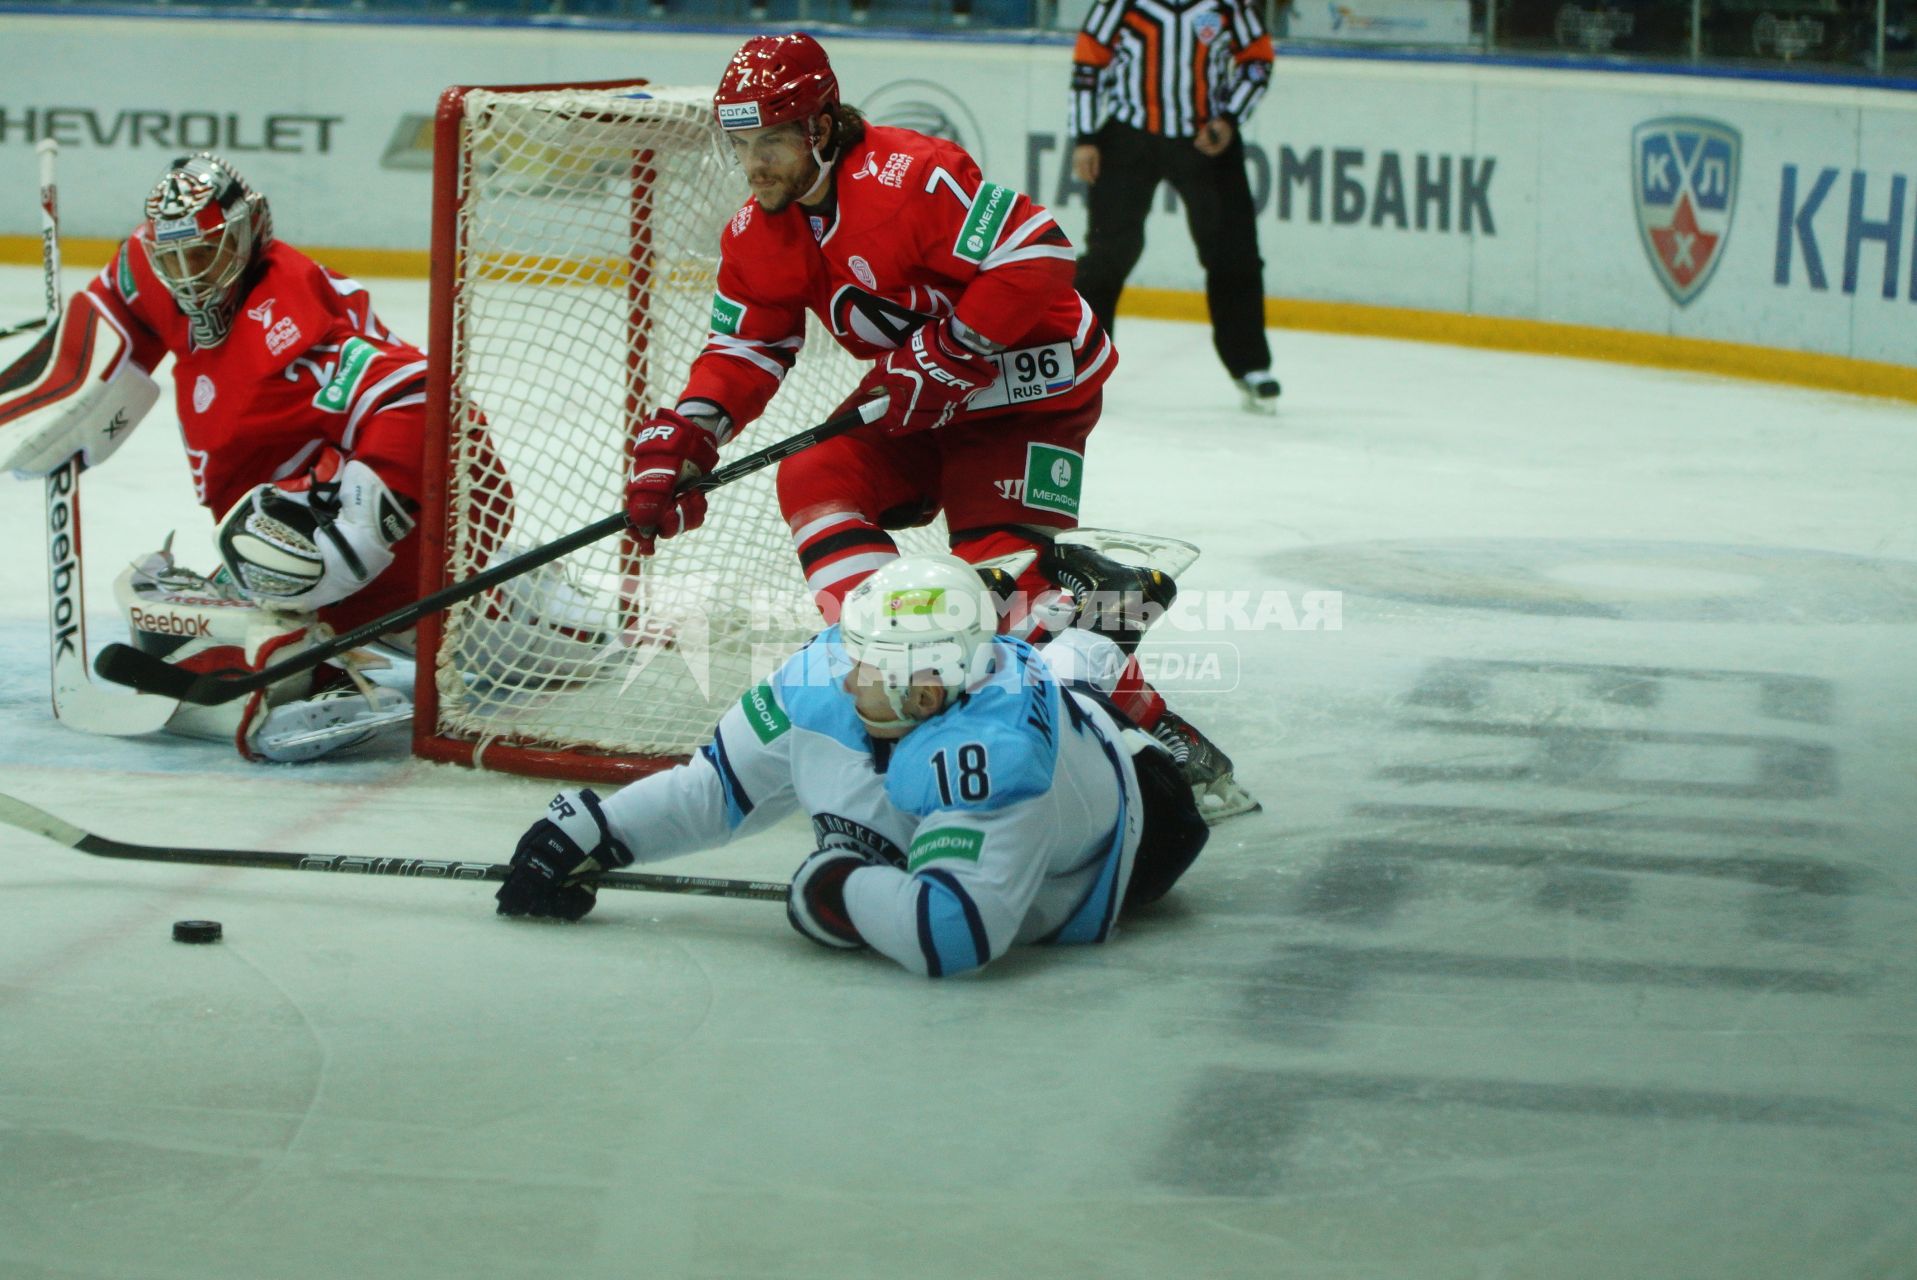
[85,234,428,523]
[680,124,1115,431]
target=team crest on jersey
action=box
[848,255,878,289]
[812,813,905,869]
[827,284,934,351]
[1632,116,1740,306]
[1192,10,1224,42]
[192,375,216,415]
[729,203,753,237]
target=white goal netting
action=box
[422,83,941,777]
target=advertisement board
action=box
[0,16,1911,368]
[1284,0,1476,47]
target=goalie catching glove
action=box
[623,408,720,556]
[861,317,997,435]
[216,453,414,611]
[496,789,635,921]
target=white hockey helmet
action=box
[839,554,998,724]
[139,152,273,349]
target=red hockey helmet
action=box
[713,33,840,133]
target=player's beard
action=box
[751,158,824,215]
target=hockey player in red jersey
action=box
[622,34,1254,818]
[626,33,1114,615]
[0,153,426,761]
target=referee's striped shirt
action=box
[1070,0,1275,142]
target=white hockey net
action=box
[418,82,940,780]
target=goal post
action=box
[412,79,936,783]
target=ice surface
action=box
[2,264,1913,1280]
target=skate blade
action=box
[257,706,413,758]
[1196,775,1263,826]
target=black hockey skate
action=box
[1150,708,1262,824]
[1236,370,1281,415]
[1037,540,1179,656]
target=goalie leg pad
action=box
[0,293,158,477]
[160,621,328,760]
[114,541,263,660]
[156,616,409,764]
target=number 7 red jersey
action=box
[680,124,1116,434]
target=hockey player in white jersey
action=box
[495,554,1209,976]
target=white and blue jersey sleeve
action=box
[596,646,826,861]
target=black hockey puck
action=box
[172,920,223,944]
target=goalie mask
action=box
[139,152,273,350]
[839,554,997,729]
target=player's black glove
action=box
[786,847,881,950]
[496,789,634,921]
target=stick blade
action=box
[92,643,231,703]
[51,676,178,736]
[0,792,86,850]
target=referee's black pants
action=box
[1073,122,1273,380]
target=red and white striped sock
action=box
[790,510,899,622]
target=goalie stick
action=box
[94,394,891,706]
[0,791,787,902]
[32,138,177,737]
[0,316,47,341]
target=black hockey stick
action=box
[93,395,887,706]
[0,316,47,341]
[0,792,787,902]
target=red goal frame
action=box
[410,79,679,786]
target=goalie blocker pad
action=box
[0,293,159,477]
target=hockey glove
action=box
[0,293,160,477]
[786,846,881,950]
[624,409,721,556]
[863,318,997,435]
[216,456,415,611]
[496,788,635,921]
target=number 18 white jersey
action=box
[595,629,1146,977]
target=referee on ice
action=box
[1068,0,1282,413]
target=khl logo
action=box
[1633,117,1740,306]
